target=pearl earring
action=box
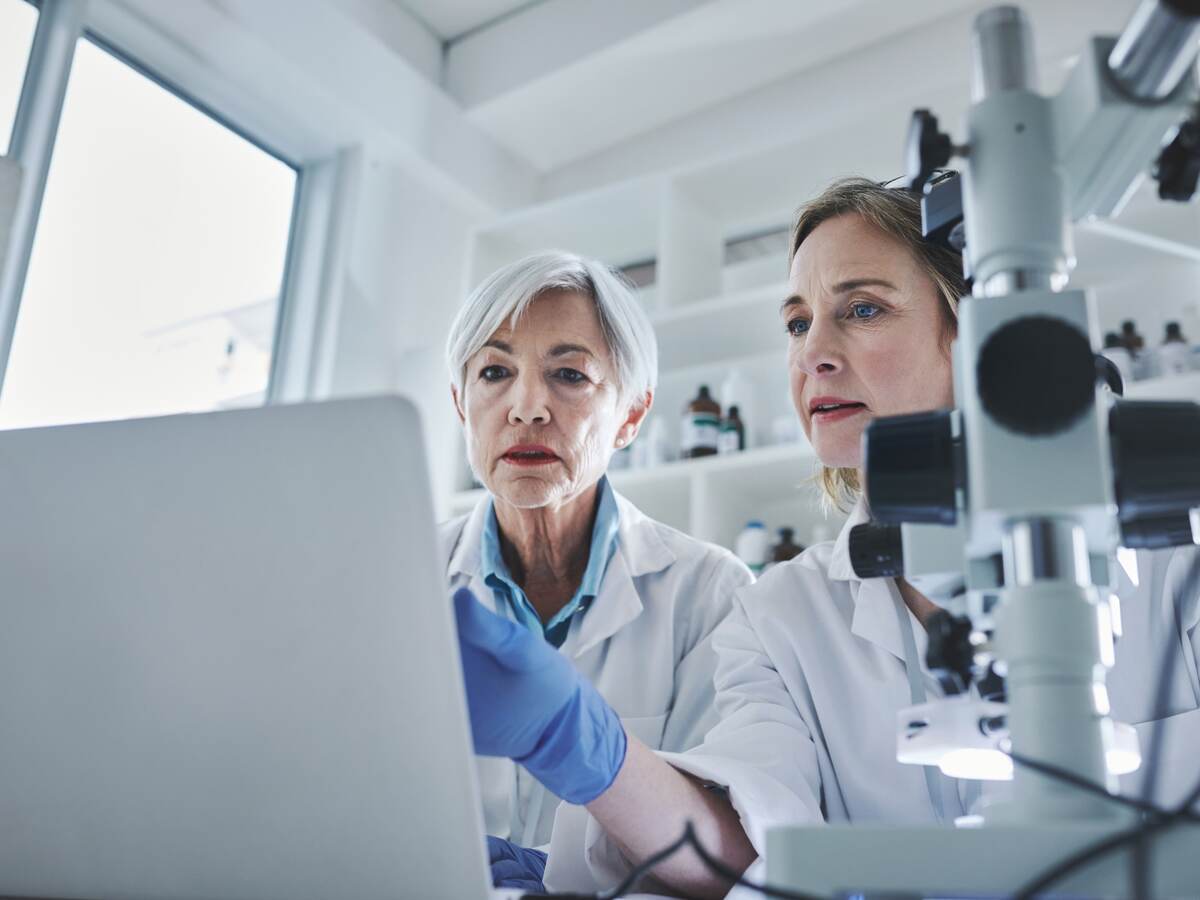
[616,438,625,447]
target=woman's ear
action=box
[451,384,466,425]
[614,390,653,448]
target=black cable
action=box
[1006,751,1198,822]
[544,821,829,900]
[594,828,692,900]
[1011,549,1200,900]
[548,552,1200,900]
[1011,776,1200,900]
[678,823,827,900]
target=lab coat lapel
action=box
[828,499,912,665]
[567,492,674,659]
[849,578,911,665]
[445,497,503,615]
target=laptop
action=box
[0,396,505,900]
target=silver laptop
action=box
[0,396,496,900]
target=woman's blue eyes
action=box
[785,302,882,336]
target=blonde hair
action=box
[789,177,966,510]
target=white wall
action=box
[327,151,481,514]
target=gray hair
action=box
[446,251,658,404]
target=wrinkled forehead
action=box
[481,290,612,360]
[788,214,920,298]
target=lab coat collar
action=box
[565,491,676,659]
[826,498,871,582]
[446,494,489,581]
[448,486,671,580]
[448,488,675,658]
[828,498,928,668]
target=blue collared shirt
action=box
[480,476,621,648]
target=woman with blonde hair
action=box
[452,179,1200,897]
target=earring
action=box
[616,438,625,447]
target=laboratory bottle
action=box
[772,527,805,563]
[718,405,746,454]
[734,521,770,575]
[720,367,756,448]
[681,385,721,459]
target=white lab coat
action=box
[441,490,753,849]
[546,501,1200,893]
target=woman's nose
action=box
[507,373,551,425]
[797,319,843,376]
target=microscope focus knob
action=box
[1110,399,1200,533]
[864,410,958,524]
[976,316,1095,436]
[925,609,976,694]
[848,523,904,579]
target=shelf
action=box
[1123,370,1200,402]
[651,282,788,370]
[468,177,663,283]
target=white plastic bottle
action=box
[734,520,770,575]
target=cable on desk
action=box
[1012,549,1200,900]
[540,821,829,900]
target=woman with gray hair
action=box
[441,250,752,891]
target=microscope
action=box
[769,1,1200,895]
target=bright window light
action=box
[0,0,37,155]
[0,37,297,429]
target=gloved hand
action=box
[487,835,548,894]
[453,587,627,804]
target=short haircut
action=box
[446,251,658,406]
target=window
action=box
[0,36,297,429]
[0,0,37,155]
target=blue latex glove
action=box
[453,587,627,805]
[487,835,548,894]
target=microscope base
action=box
[765,822,1200,898]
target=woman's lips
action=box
[501,446,560,467]
[810,403,867,424]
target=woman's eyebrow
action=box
[834,277,897,293]
[781,279,898,314]
[549,343,595,358]
[780,295,807,315]
[483,339,513,353]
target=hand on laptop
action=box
[452,587,627,804]
[487,836,548,894]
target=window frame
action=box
[0,0,345,408]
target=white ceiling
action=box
[399,0,537,41]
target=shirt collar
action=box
[575,475,620,600]
[477,477,623,641]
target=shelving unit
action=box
[449,131,1200,556]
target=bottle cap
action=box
[728,405,740,416]
[746,520,765,529]
[698,385,711,397]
